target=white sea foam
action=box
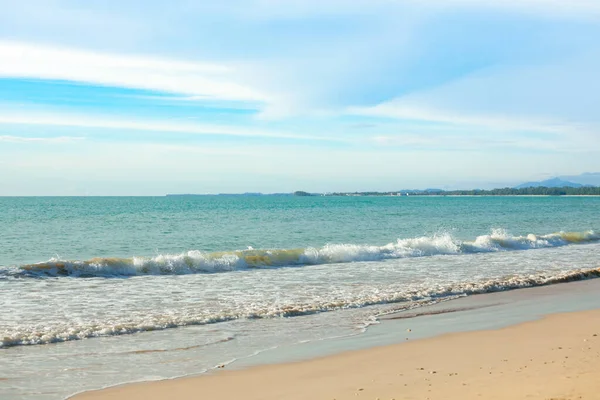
[2,265,599,348]
[5,229,598,278]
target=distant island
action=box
[293,191,314,197]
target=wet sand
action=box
[74,308,600,400]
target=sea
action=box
[1,195,599,399]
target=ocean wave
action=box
[2,266,599,348]
[3,229,598,278]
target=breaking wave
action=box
[3,229,599,278]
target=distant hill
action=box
[424,188,444,193]
[558,172,600,187]
[515,172,600,189]
[514,177,585,189]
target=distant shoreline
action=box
[166,192,600,197]
[165,194,600,197]
[165,186,600,197]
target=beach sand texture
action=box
[74,309,600,400]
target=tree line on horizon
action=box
[318,186,600,196]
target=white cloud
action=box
[349,49,600,144]
[0,135,83,143]
[0,110,344,142]
[0,41,268,102]
[425,0,600,19]
[350,103,580,135]
[213,0,600,20]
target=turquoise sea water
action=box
[1,195,598,267]
[0,196,599,399]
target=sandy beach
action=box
[74,308,600,400]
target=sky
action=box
[0,0,599,195]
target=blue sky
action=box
[1,0,599,195]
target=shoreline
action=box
[72,280,600,400]
[73,308,600,400]
[5,246,600,400]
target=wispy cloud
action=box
[350,103,583,136]
[421,0,600,19]
[0,135,83,143]
[369,132,582,153]
[0,41,267,103]
[349,47,600,143]
[205,0,600,20]
[0,110,344,142]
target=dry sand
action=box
[74,309,600,400]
